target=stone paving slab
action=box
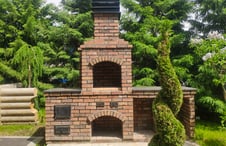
[0,136,42,146]
[48,142,148,146]
[48,141,199,146]
[0,136,199,146]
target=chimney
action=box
[79,0,132,93]
[92,0,120,39]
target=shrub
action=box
[197,96,226,127]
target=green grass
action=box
[0,124,44,136]
[0,108,45,136]
[195,120,226,146]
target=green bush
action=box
[197,96,226,127]
[149,100,185,146]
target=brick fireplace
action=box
[45,0,196,144]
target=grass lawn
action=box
[195,120,226,146]
[0,108,45,136]
[0,124,44,136]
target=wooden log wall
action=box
[0,88,38,124]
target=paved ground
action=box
[47,141,199,146]
[0,136,199,146]
[0,136,43,146]
[48,142,148,146]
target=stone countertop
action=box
[44,88,81,93]
[132,86,196,91]
[44,86,196,94]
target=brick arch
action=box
[89,57,123,66]
[87,110,126,123]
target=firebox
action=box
[93,61,122,88]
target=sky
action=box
[46,0,61,6]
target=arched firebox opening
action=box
[93,61,121,88]
[92,116,122,138]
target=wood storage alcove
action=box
[92,116,123,139]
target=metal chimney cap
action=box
[92,0,120,14]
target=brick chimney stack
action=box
[93,13,119,39]
[92,0,120,39]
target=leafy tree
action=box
[190,31,226,100]
[12,39,43,87]
[38,1,93,87]
[0,0,45,86]
[0,0,93,88]
[185,0,226,125]
[190,31,226,125]
[62,0,92,13]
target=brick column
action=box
[179,90,196,138]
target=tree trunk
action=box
[28,64,31,88]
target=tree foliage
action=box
[190,0,226,36]
[0,0,45,86]
[190,31,226,100]
[121,0,193,86]
[190,31,226,124]
[0,0,93,88]
[12,39,43,87]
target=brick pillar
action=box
[179,90,196,138]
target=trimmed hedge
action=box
[149,24,185,146]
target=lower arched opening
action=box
[91,116,122,141]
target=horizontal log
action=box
[0,96,35,102]
[0,109,37,116]
[0,88,37,96]
[1,116,37,122]
[0,103,31,109]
